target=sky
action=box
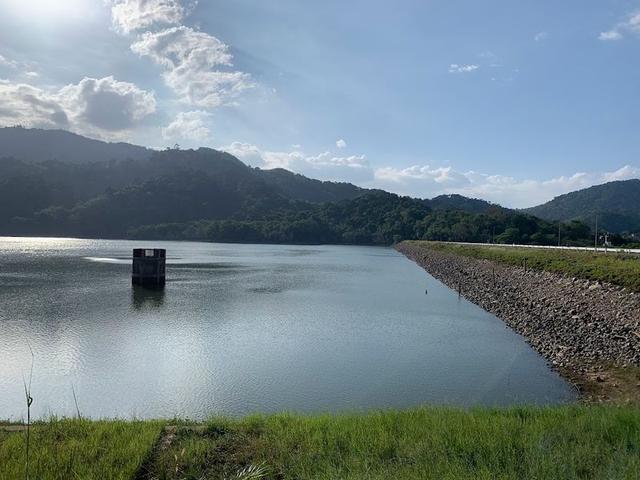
[0,0,639,207]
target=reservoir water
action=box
[0,237,576,420]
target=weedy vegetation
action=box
[415,241,640,292]
[0,419,164,480]
[1,406,639,479]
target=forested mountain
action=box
[525,179,640,233]
[129,192,592,246]
[0,126,152,164]
[0,127,602,246]
[0,128,366,205]
[428,194,500,214]
[259,168,367,203]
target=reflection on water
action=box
[131,286,166,310]
[0,238,577,420]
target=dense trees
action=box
[126,192,596,246]
[526,179,640,233]
[0,128,625,247]
[0,152,603,246]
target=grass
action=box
[145,406,640,480]
[407,241,640,292]
[0,418,164,480]
[1,406,639,479]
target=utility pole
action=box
[594,215,598,252]
[558,222,561,247]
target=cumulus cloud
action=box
[0,76,156,138]
[220,142,373,183]
[534,31,549,42]
[448,64,479,73]
[599,11,640,41]
[336,138,347,149]
[220,140,640,206]
[599,30,623,41]
[109,0,187,34]
[58,76,156,131]
[0,80,70,129]
[131,26,252,108]
[375,165,470,186]
[263,151,368,170]
[162,110,211,141]
[221,142,264,166]
[108,1,252,111]
[373,164,640,208]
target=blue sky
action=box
[0,0,639,207]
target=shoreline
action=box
[396,241,640,403]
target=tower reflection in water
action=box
[131,285,166,310]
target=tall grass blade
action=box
[22,343,34,480]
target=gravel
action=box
[397,242,640,374]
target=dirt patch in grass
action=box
[135,407,640,480]
[141,420,268,480]
[567,366,640,404]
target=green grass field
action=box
[410,241,640,292]
[0,419,163,480]
[2,406,640,479]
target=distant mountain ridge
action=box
[0,127,614,245]
[0,127,501,213]
[0,127,368,206]
[0,126,152,164]
[525,179,640,233]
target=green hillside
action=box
[0,128,598,246]
[526,179,640,233]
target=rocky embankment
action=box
[397,242,640,398]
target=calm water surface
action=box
[0,237,576,420]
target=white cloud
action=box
[336,138,347,149]
[162,110,211,141]
[599,11,640,41]
[602,164,640,182]
[0,80,70,129]
[109,1,252,113]
[599,30,623,41]
[58,76,156,132]
[0,76,156,139]
[220,142,373,183]
[0,53,38,78]
[534,31,549,42]
[0,54,18,69]
[109,0,187,34]
[372,164,640,208]
[131,26,252,108]
[221,142,264,166]
[375,165,470,186]
[449,64,479,74]
[257,149,369,172]
[221,141,640,206]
